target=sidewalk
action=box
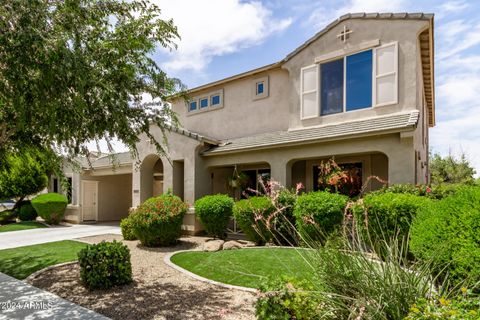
[0,223,121,250]
[0,272,109,320]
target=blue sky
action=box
[103,0,480,175]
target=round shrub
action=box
[355,193,431,247]
[130,194,188,247]
[410,186,480,289]
[17,200,38,221]
[78,240,132,290]
[195,194,234,239]
[233,196,275,245]
[31,193,67,224]
[0,209,17,224]
[120,215,137,240]
[271,189,298,246]
[293,191,348,244]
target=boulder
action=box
[203,239,224,252]
[223,240,243,250]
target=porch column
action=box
[132,165,141,207]
[270,158,292,188]
[386,141,416,184]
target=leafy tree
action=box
[0,0,183,163]
[0,148,53,206]
[429,152,476,185]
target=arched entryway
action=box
[140,154,164,203]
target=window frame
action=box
[188,100,198,112]
[199,96,209,109]
[187,89,224,115]
[300,41,399,120]
[253,76,269,100]
[300,64,319,120]
[373,41,398,107]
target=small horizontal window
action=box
[200,98,208,108]
[211,95,220,106]
[189,101,197,111]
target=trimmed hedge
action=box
[410,186,480,289]
[18,200,38,221]
[0,209,17,224]
[31,193,67,224]
[120,215,137,240]
[355,193,431,249]
[372,183,460,200]
[78,240,132,290]
[271,189,298,246]
[233,196,275,245]
[293,191,347,244]
[194,194,234,239]
[130,194,188,247]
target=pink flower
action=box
[426,187,432,193]
[296,182,304,192]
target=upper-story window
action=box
[301,42,398,119]
[253,76,269,100]
[188,89,224,114]
[189,101,197,111]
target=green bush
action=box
[256,277,321,320]
[233,196,275,245]
[130,194,188,247]
[371,183,460,200]
[271,189,298,246]
[0,209,17,224]
[405,293,480,320]
[194,194,234,239]
[31,193,67,224]
[293,191,348,244]
[410,186,480,290]
[17,200,38,221]
[120,215,137,240]
[78,240,132,290]
[355,193,430,250]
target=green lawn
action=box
[170,248,316,288]
[0,240,88,279]
[0,221,48,233]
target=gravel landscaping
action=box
[28,234,255,320]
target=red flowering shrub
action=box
[130,194,188,246]
[316,159,362,197]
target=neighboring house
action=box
[55,13,435,234]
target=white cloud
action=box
[436,0,469,19]
[437,20,480,59]
[306,0,407,30]
[153,0,292,72]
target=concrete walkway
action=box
[0,272,109,320]
[0,223,121,250]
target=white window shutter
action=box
[374,42,398,106]
[301,65,319,119]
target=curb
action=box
[24,261,78,284]
[164,250,257,293]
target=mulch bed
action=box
[29,234,255,320]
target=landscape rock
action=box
[223,240,243,250]
[203,239,224,252]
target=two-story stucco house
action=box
[57,13,435,234]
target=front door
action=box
[82,181,98,221]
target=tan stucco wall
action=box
[172,68,291,139]
[283,19,430,129]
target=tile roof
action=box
[203,111,419,155]
[81,151,133,169]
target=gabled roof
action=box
[81,151,133,169]
[202,111,419,155]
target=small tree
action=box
[429,152,476,185]
[0,148,50,207]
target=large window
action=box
[346,50,372,111]
[320,58,344,115]
[300,42,398,119]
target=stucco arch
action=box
[139,154,165,203]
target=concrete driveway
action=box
[0,223,121,250]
